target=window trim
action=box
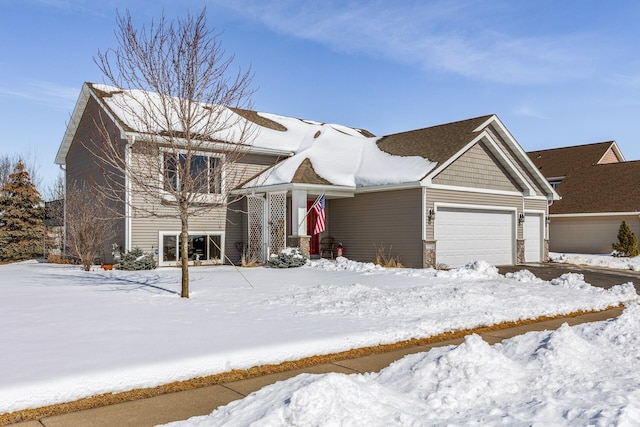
[161,150,225,198]
[158,230,225,266]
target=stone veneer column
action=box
[516,239,525,264]
[544,239,549,261]
[423,240,436,268]
[287,235,311,258]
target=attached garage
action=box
[435,206,515,267]
[523,213,544,262]
[549,215,640,254]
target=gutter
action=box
[550,211,640,218]
[128,132,295,158]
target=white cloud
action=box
[0,81,78,109]
[513,104,546,119]
[210,0,600,85]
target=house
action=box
[56,83,558,268]
[237,114,558,268]
[528,141,640,254]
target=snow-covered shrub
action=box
[268,247,308,268]
[612,221,640,257]
[117,248,157,270]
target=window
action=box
[547,176,564,191]
[161,233,223,264]
[163,153,222,194]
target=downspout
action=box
[125,135,134,252]
[547,196,555,240]
[59,164,66,257]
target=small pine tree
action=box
[0,162,47,261]
[612,221,640,257]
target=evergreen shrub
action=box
[117,248,157,270]
[268,247,308,268]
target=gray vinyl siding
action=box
[486,126,550,196]
[549,215,640,254]
[130,205,228,254]
[425,188,524,240]
[128,150,276,264]
[225,197,247,264]
[328,188,423,268]
[65,96,126,263]
[524,198,548,212]
[433,141,520,192]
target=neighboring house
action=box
[56,83,557,268]
[528,141,640,254]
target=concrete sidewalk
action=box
[11,306,625,427]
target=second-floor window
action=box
[164,153,222,194]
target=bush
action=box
[117,248,157,270]
[373,243,404,268]
[612,221,640,257]
[268,247,308,268]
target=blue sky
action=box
[2,0,640,192]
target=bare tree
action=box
[90,9,255,297]
[65,183,116,271]
[44,172,65,256]
[0,154,13,189]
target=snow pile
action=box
[307,256,385,273]
[165,305,640,426]
[433,259,500,280]
[551,252,640,271]
[0,260,637,414]
[504,268,545,283]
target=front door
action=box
[307,200,320,255]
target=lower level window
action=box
[162,233,223,263]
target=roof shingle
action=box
[376,115,493,163]
[528,142,640,214]
[527,141,617,179]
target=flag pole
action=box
[297,192,324,230]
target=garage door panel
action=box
[436,207,514,267]
[524,213,543,262]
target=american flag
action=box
[313,194,326,235]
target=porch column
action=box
[288,189,311,257]
[291,189,308,236]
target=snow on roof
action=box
[60,84,436,189]
[243,125,436,189]
[88,83,370,154]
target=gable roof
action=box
[56,83,374,165]
[243,114,557,199]
[527,142,639,214]
[527,141,624,179]
[376,115,494,163]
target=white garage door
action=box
[436,207,514,267]
[524,213,543,263]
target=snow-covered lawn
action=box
[550,252,640,271]
[167,306,640,426]
[0,258,637,419]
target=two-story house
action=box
[56,83,557,268]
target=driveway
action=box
[497,263,640,292]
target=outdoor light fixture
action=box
[427,208,435,224]
[518,213,525,225]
